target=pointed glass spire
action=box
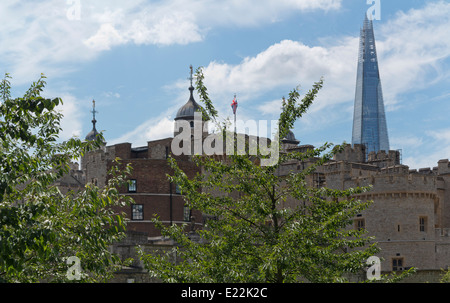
[352,13,389,156]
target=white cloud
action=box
[50,92,83,141]
[258,99,284,116]
[103,91,121,99]
[192,1,450,132]
[144,117,175,141]
[427,129,450,143]
[0,1,96,84]
[403,146,450,170]
[80,0,343,49]
[59,99,83,139]
[390,135,424,149]
[131,12,203,46]
[6,0,450,155]
[199,37,358,119]
[99,0,450,153]
[399,128,450,169]
[109,116,174,147]
[84,23,127,51]
[0,0,343,85]
[377,1,450,109]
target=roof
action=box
[282,130,300,145]
[175,86,201,121]
[85,125,99,141]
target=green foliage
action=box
[0,74,132,282]
[440,269,450,283]
[139,68,384,283]
[194,67,218,122]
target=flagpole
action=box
[234,94,237,136]
[232,94,237,156]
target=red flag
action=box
[231,96,238,115]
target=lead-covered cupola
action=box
[175,65,201,123]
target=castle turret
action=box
[82,99,104,172]
[173,65,208,144]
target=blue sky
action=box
[2,0,450,169]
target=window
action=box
[131,204,143,220]
[128,179,137,193]
[419,216,427,232]
[183,205,191,222]
[355,218,365,231]
[392,258,404,271]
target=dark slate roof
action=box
[282,130,300,145]
[175,86,201,121]
[85,124,99,141]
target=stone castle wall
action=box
[322,144,450,272]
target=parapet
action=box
[438,159,450,175]
[367,149,401,168]
[334,144,366,163]
[380,164,410,175]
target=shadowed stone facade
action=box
[278,141,450,276]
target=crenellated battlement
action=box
[333,144,401,168]
[334,143,366,163]
[367,149,401,168]
[438,159,450,175]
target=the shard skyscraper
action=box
[352,14,390,155]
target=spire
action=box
[174,65,201,121]
[363,11,373,30]
[188,64,195,99]
[352,15,389,155]
[91,99,97,130]
[188,65,194,87]
[85,99,99,141]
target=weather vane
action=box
[91,99,98,123]
[188,65,194,87]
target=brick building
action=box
[82,79,204,239]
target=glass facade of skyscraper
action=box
[352,15,389,156]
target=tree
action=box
[0,74,132,282]
[139,68,387,283]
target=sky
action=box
[1,0,450,170]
